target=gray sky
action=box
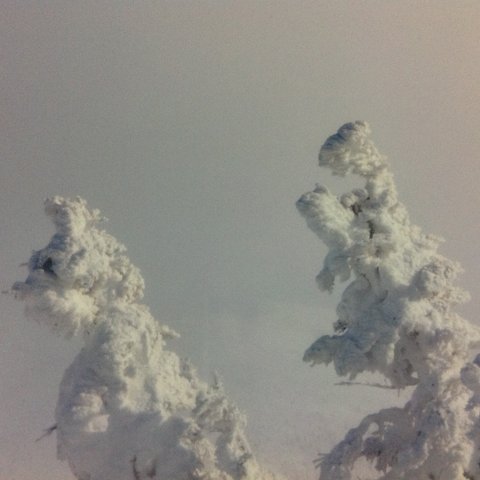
[1,2,480,479]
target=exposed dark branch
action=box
[335,381,397,390]
[35,424,57,442]
[351,203,362,216]
[367,220,375,239]
[41,257,56,276]
[131,455,141,480]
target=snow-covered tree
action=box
[296,121,480,480]
[12,196,281,480]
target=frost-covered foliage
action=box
[297,122,480,480]
[13,197,281,480]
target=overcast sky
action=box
[1,2,480,479]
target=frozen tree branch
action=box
[13,196,282,480]
[297,122,480,480]
[35,424,58,442]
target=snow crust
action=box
[13,197,281,480]
[297,122,480,479]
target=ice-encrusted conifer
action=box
[297,122,480,480]
[13,196,281,480]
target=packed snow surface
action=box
[13,197,281,480]
[297,121,480,479]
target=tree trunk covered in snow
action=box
[297,122,480,480]
[13,197,281,480]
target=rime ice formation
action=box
[297,122,480,480]
[13,197,281,480]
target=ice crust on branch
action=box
[13,196,281,480]
[297,122,480,479]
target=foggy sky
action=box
[1,2,480,479]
